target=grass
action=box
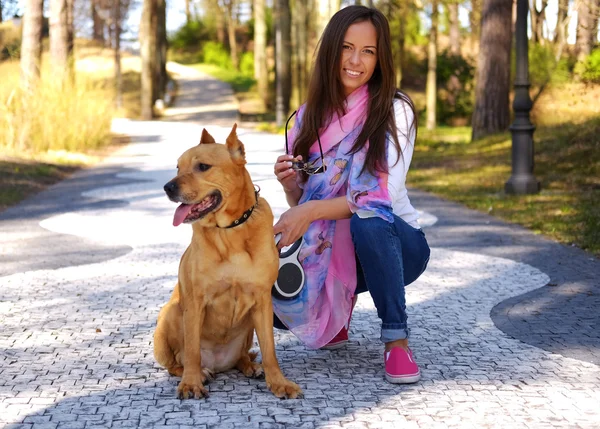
[411,83,600,257]
[0,39,142,211]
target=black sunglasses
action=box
[285,111,327,175]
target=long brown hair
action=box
[293,5,417,176]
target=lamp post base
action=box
[505,175,541,194]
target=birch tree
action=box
[20,0,44,88]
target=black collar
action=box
[221,185,260,229]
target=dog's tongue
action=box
[173,203,193,227]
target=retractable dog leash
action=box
[272,234,305,300]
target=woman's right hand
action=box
[274,154,302,193]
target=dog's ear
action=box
[199,128,216,144]
[226,124,246,165]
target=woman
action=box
[272,5,430,384]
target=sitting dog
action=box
[154,125,302,399]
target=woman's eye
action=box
[343,45,352,50]
[196,163,211,172]
[364,49,375,55]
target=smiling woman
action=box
[271,5,429,386]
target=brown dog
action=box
[154,125,302,400]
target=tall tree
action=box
[448,1,460,56]
[92,0,105,43]
[576,0,598,60]
[50,0,71,78]
[471,0,512,140]
[316,0,340,41]
[185,0,192,23]
[113,0,123,109]
[469,0,481,49]
[254,0,268,107]
[292,0,308,104]
[223,0,239,69]
[140,0,157,119]
[530,0,548,44]
[156,0,167,103]
[20,0,44,88]
[553,0,569,46]
[425,0,438,130]
[275,0,292,125]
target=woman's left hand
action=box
[273,202,315,249]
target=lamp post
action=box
[505,0,540,194]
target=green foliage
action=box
[512,43,572,88]
[201,41,232,70]
[435,50,475,124]
[239,51,254,77]
[169,19,212,52]
[0,21,21,60]
[574,49,600,84]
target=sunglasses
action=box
[285,111,327,175]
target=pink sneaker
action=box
[321,296,357,350]
[384,346,421,384]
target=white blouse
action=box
[385,98,420,229]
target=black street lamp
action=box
[505,0,540,194]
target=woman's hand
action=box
[274,154,302,193]
[273,202,314,249]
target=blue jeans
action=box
[273,214,430,343]
[351,213,430,343]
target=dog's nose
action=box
[164,181,179,197]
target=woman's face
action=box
[339,20,378,97]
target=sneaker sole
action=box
[385,371,421,384]
[320,340,348,350]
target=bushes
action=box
[435,50,475,125]
[575,49,600,84]
[201,41,232,70]
[169,20,212,52]
[0,22,21,60]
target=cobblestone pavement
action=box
[1,65,600,428]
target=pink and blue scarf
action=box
[272,85,394,349]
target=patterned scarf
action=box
[272,85,394,349]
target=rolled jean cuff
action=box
[381,325,410,343]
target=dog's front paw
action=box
[177,379,209,399]
[267,377,303,399]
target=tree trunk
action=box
[395,0,407,88]
[140,0,157,119]
[156,0,167,103]
[185,0,192,23]
[530,0,547,44]
[425,0,438,131]
[225,0,238,69]
[92,0,105,43]
[50,0,70,79]
[275,0,292,125]
[254,0,268,108]
[469,0,481,50]
[448,1,460,56]
[294,0,308,102]
[20,0,44,88]
[553,0,569,46]
[471,0,512,140]
[67,0,74,60]
[0,2,3,23]
[576,0,594,60]
[113,0,123,109]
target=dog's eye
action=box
[196,163,211,172]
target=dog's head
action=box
[164,124,248,227]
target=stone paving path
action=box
[1,65,600,429]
